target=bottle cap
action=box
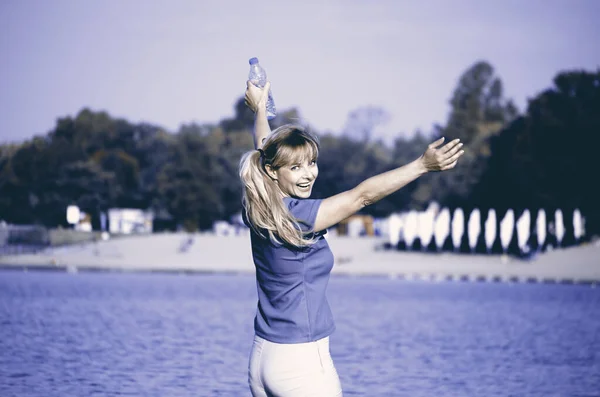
[249,57,259,65]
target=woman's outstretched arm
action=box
[313,137,464,232]
[245,80,271,150]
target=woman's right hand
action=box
[419,137,464,172]
[245,80,271,113]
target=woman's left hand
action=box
[419,137,465,172]
[245,80,270,113]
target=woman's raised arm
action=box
[245,80,272,150]
[313,137,464,232]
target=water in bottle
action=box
[248,57,276,120]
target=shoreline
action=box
[1,264,598,286]
[1,233,599,284]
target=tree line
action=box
[1,61,598,237]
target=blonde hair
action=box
[239,124,320,248]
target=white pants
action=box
[248,335,343,397]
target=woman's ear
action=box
[264,164,278,181]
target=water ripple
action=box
[1,271,599,396]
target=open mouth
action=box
[297,182,312,190]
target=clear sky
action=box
[1,0,599,144]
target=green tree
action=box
[413,61,519,208]
[156,129,223,231]
[343,106,391,142]
[473,69,600,235]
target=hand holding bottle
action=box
[247,57,277,119]
[245,80,271,114]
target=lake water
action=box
[1,270,599,396]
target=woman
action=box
[240,81,464,396]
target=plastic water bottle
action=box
[248,57,276,120]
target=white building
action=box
[108,208,153,234]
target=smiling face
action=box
[274,157,319,199]
[264,134,320,199]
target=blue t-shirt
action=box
[244,197,336,343]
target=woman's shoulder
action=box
[283,197,322,216]
[283,197,322,230]
[283,196,321,207]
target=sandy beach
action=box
[1,233,599,283]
